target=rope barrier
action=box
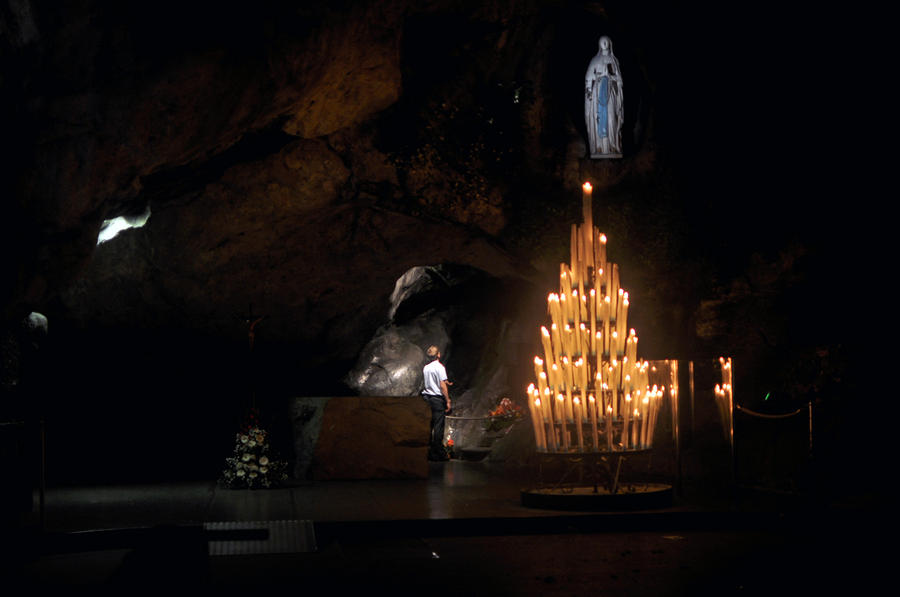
[446,415,507,421]
[735,403,808,419]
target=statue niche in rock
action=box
[584,35,623,159]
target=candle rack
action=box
[521,183,677,509]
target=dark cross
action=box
[239,304,266,352]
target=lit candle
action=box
[570,225,579,286]
[622,393,631,449]
[527,385,543,451]
[550,362,561,393]
[633,407,640,449]
[580,291,588,327]
[606,405,613,451]
[533,356,545,388]
[549,293,562,328]
[582,182,593,228]
[564,325,575,359]
[602,317,610,357]
[588,393,599,450]
[609,370,617,417]
[559,291,569,326]
[550,323,562,365]
[561,356,573,391]
[557,393,569,451]
[617,291,629,353]
[579,323,589,360]
[543,388,557,451]
[612,263,620,303]
[626,329,637,364]
[598,232,607,267]
[573,396,585,451]
[576,226,585,285]
[541,326,555,368]
[576,356,588,392]
[641,395,650,448]
[534,388,547,451]
[533,396,547,451]
[589,289,597,354]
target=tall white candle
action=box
[582,182,593,228]
[557,394,569,451]
[606,405,613,451]
[622,393,631,449]
[541,326,555,367]
[573,396,585,451]
[588,393,599,451]
[550,323,562,366]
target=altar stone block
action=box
[291,396,430,480]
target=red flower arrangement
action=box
[484,397,523,432]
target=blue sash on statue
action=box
[596,76,609,139]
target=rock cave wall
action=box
[1,1,850,484]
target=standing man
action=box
[422,345,452,461]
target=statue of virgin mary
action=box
[584,35,623,158]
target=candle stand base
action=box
[521,483,672,511]
[521,450,672,511]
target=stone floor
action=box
[3,460,886,594]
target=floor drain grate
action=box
[205,520,316,555]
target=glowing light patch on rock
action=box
[97,206,151,244]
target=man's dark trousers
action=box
[422,394,447,460]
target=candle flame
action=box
[557,394,564,402]
[534,356,543,366]
[589,394,595,402]
[582,182,592,192]
[542,326,550,337]
[535,398,541,407]
[600,234,607,243]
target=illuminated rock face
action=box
[345,265,493,398]
[1,2,841,484]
